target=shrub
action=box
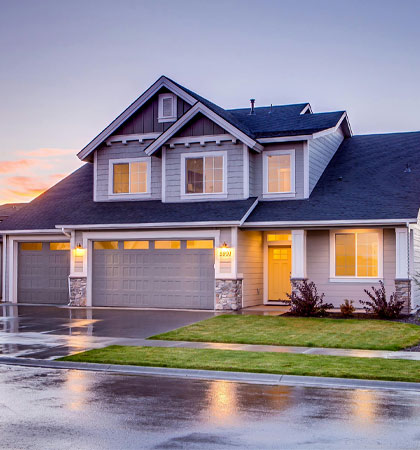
[286,280,333,317]
[360,281,404,319]
[340,299,355,317]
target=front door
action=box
[268,246,291,301]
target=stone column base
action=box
[69,276,87,307]
[215,279,242,310]
[395,279,411,315]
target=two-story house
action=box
[1,76,420,313]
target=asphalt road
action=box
[1,365,420,449]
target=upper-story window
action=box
[180,151,227,199]
[263,149,295,198]
[158,93,177,123]
[109,158,151,197]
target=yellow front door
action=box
[268,246,291,301]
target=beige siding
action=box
[306,229,396,308]
[238,230,264,307]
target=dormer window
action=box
[263,149,295,198]
[158,93,177,123]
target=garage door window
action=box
[154,240,181,249]
[50,243,70,251]
[186,240,213,249]
[94,241,119,250]
[124,241,149,250]
[21,243,42,251]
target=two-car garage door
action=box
[92,239,215,309]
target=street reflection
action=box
[64,369,92,411]
[205,380,239,424]
[352,389,376,424]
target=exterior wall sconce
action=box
[74,243,86,257]
[217,242,232,258]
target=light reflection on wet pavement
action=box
[1,364,420,449]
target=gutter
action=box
[242,218,418,228]
[54,221,242,230]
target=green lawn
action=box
[149,315,420,351]
[60,345,420,383]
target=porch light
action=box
[74,243,86,257]
[217,242,232,258]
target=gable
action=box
[175,113,227,137]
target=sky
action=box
[0,0,419,203]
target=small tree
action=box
[286,280,333,317]
[360,281,404,319]
[340,299,355,317]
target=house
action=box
[1,76,419,313]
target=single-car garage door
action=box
[18,242,70,304]
[92,239,215,309]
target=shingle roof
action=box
[0,203,27,220]
[245,131,420,223]
[0,165,257,230]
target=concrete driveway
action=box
[0,304,216,359]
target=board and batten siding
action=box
[306,229,396,308]
[177,114,226,137]
[165,141,244,202]
[308,127,344,193]
[95,142,161,201]
[249,142,305,199]
[237,230,264,307]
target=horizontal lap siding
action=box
[95,143,161,201]
[165,141,244,202]
[238,230,263,307]
[308,127,344,193]
[306,229,396,308]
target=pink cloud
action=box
[0,159,37,173]
[18,148,77,158]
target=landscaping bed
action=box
[149,314,420,351]
[60,345,420,383]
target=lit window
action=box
[158,93,177,122]
[112,160,148,194]
[186,155,224,194]
[21,243,42,251]
[267,154,291,193]
[94,241,119,250]
[335,232,379,277]
[124,241,149,250]
[267,234,291,242]
[50,242,70,251]
[154,240,181,249]
[186,240,214,249]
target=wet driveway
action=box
[1,364,420,449]
[0,304,215,359]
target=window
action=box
[50,242,70,251]
[263,150,295,197]
[182,152,225,196]
[154,240,181,249]
[158,93,177,122]
[21,243,42,251]
[267,234,291,242]
[124,241,149,250]
[110,158,150,196]
[186,240,214,249]
[333,231,380,278]
[94,241,119,250]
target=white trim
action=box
[105,133,160,146]
[329,278,383,283]
[395,227,409,279]
[300,104,312,114]
[243,219,417,228]
[243,144,249,199]
[108,157,152,199]
[262,149,296,199]
[231,227,238,278]
[78,76,196,160]
[158,93,177,123]
[93,150,97,202]
[55,221,240,230]
[180,150,227,200]
[1,229,64,235]
[161,146,166,202]
[167,134,235,148]
[329,229,384,280]
[303,141,309,198]
[2,237,6,300]
[145,102,263,155]
[291,229,306,279]
[239,199,259,226]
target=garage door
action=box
[17,242,70,304]
[92,239,215,309]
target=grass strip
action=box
[60,345,420,383]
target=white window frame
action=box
[329,229,383,282]
[108,157,152,199]
[263,149,296,198]
[158,93,177,123]
[180,151,227,200]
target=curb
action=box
[1,356,420,392]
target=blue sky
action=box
[0,0,419,202]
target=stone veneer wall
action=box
[69,277,87,307]
[215,279,242,310]
[395,279,411,315]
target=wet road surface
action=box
[1,364,420,449]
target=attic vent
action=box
[162,98,173,117]
[158,93,177,123]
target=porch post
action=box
[395,227,411,314]
[291,230,307,291]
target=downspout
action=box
[407,221,412,312]
[61,227,71,239]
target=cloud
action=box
[0,159,37,173]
